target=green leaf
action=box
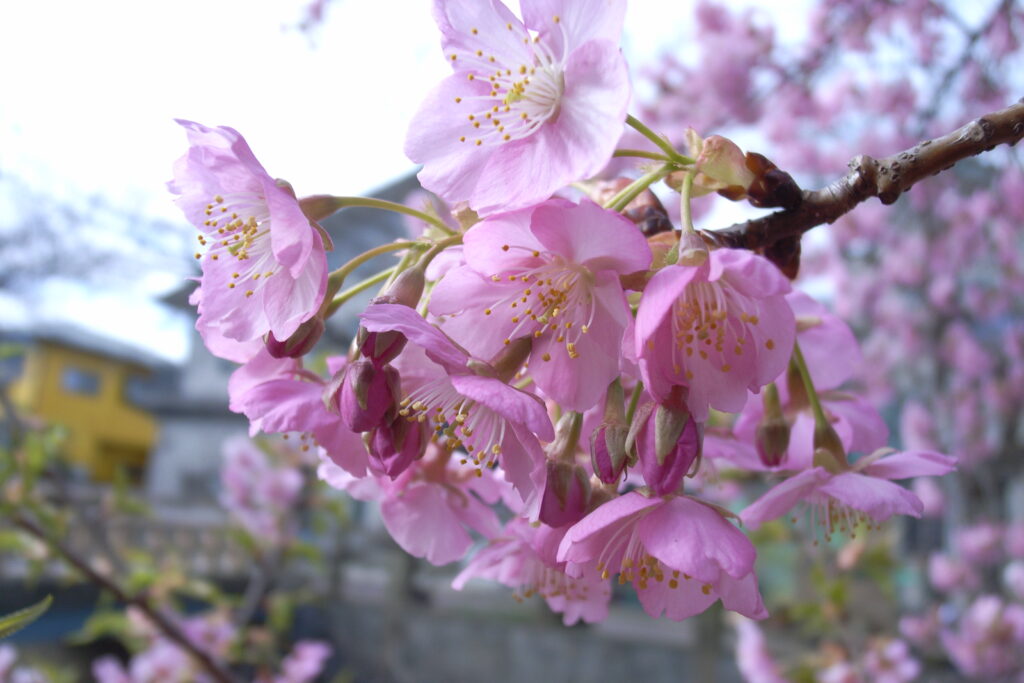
[0,594,53,640]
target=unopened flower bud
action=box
[330,359,399,432]
[755,383,790,467]
[298,194,341,221]
[756,419,791,468]
[813,419,847,473]
[357,269,427,365]
[591,423,629,484]
[539,459,591,527]
[266,316,325,359]
[627,402,703,496]
[367,416,427,479]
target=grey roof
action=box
[0,322,175,370]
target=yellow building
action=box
[7,330,161,482]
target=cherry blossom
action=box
[406,0,630,214]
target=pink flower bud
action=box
[628,402,703,496]
[590,423,629,485]
[265,316,325,359]
[812,419,848,473]
[330,360,399,432]
[755,383,790,467]
[367,416,427,479]
[539,459,591,528]
[357,269,426,366]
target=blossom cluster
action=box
[169,0,956,627]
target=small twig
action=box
[914,0,1015,135]
[705,99,1024,251]
[13,513,239,683]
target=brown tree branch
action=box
[12,513,239,683]
[704,99,1024,251]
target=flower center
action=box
[797,492,879,543]
[669,279,772,377]
[398,377,507,475]
[194,193,281,299]
[590,506,710,594]
[482,248,595,361]
[449,19,567,147]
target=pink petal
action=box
[818,472,924,521]
[521,0,626,54]
[380,482,474,566]
[359,303,469,371]
[639,497,757,581]
[449,374,554,440]
[636,572,718,620]
[529,199,651,275]
[740,468,831,528]
[861,450,957,480]
[718,573,769,620]
[557,492,661,564]
[788,291,861,391]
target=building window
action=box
[62,367,100,395]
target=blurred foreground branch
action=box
[11,513,239,683]
[706,99,1024,250]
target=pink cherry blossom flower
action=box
[629,400,702,496]
[940,595,1024,678]
[928,553,979,593]
[740,449,956,536]
[170,120,327,360]
[454,517,611,625]
[406,0,630,214]
[636,248,795,421]
[862,639,920,683]
[319,446,504,566]
[221,437,303,546]
[956,521,1004,566]
[360,303,554,504]
[558,491,768,620]
[269,641,332,683]
[430,199,651,410]
[228,349,368,476]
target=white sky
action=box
[0,0,805,361]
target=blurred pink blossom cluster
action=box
[91,609,330,683]
[220,436,305,548]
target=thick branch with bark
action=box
[705,99,1024,251]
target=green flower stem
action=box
[554,411,585,463]
[323,196,456,236]
[679,170,696,235]
[603,164,674,213]
[326,241,419,291]
[625,380,645,425]
[384,248,421,289]
[625,115,694,165]
[612,148,673,162]
[417,233,464,268]
[790,341,830,431]
[324,267,397,317]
